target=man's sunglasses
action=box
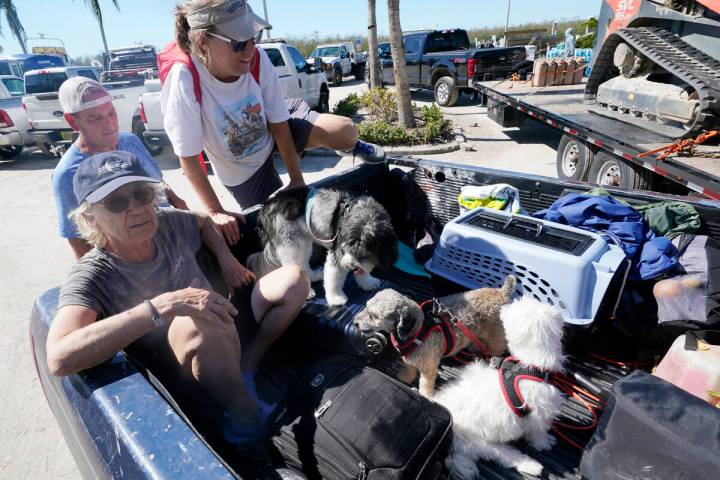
[206,31,256,53]
[99,185,156,213]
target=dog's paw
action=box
[326,292,349,306]
[529,432,556,451]
[356,274,382,291]
[309,267,324,283]
[514,457,543,476]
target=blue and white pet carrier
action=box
[426,208,628,325]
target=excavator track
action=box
[585,26,720,138]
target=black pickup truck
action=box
[379,29,528,106]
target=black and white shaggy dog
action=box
[250,187,398,306]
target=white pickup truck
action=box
[0,75,33,159]
[140,41,330,151]
[21,66,150,157]
[309,42,367,86]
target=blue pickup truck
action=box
[30,157,720,479]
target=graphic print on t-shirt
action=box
[217,94,266,158]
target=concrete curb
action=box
[308,141,461,157]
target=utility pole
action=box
[504,0,512,46]
[262,0,271,40]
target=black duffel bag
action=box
[268,355,452,480]
[580,370,720,480]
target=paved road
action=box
[0,78,560,479]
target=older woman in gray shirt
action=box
[46,150,309,441]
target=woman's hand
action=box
[209,209,246,245]
[220,255,256,290]
[154,285,238,326]
[286,176,306,190]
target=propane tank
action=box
[555,59,568,87]
[564,58,577,85]
[544,60,557,87]
[573,57,585,84]
[532,59,548,87]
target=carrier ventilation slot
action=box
[438,245,568,311]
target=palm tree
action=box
[1,0,27,54]
[79,0,120,55]
[387,0,415,128]
[367,0,382,89]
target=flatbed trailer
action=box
[476,79,720,200]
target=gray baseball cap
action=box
[186,0,270,42]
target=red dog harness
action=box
[391,300,491,363]
[490,356,549,417]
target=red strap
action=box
[453,318,491,358]
[158,40,202,104]
[250,47,260,84]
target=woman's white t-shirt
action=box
[160,47,290,186]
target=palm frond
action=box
[1,0,27,53]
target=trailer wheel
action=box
[434,76,459,107]
[556,135,593,181]
[0,145,23,159]
[588,152,655,190]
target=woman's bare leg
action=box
[306,114,358,151]
[241,265,310,371]
[168,315,256,424]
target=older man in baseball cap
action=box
[52,76,187,260]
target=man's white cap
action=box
[186,0,270,42]
[58,76,112,114]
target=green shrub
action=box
[360,88,398,123]
[420,104,453,143]
[359,121,417,146]
[332,93,361,117]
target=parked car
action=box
[309,41,367,86]
[30,157,720,479]
[0,75,32,158]
[378,29,527,106]
[140,41,330,151]
[22,66,145,157]
[101,45,158,84]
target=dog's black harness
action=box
[490,356,550,417]
[391,300,490,362]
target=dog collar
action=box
[391,300,457,357]
[305,187,350,246]
[491,356,549,417]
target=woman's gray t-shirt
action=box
[58,209,213,319]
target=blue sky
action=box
[2,0,597,57]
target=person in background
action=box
[52,77,187,260]
[46,151,309,441]
[562,28,576,58]
[162,0,386,246]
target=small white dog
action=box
[434,297,565,478]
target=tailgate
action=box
[140,91,164,130]
[472,47,526,78]
[22,94,70,131]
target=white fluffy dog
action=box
[434,297,565,478]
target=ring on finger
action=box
[214,298,224,305]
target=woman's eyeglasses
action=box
[99,185,156,213]
[206,31,255,53]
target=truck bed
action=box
[31,158,720,479]
[476,80,720,199]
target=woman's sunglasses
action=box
[99,185,156,213]
[206,31,255,53]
